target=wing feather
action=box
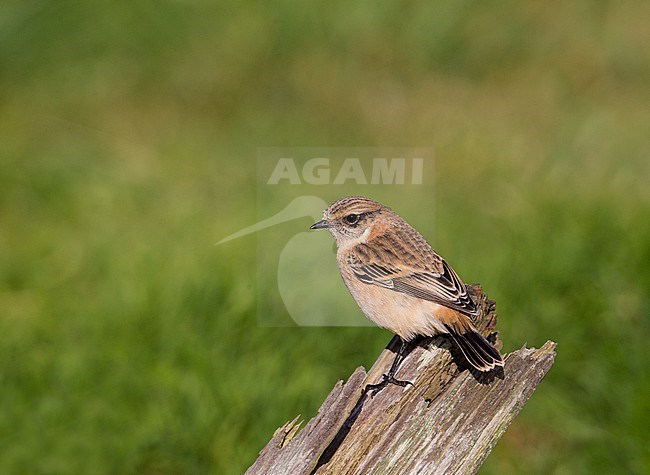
[346,240,477,316]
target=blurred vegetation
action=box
[1,1,649,473]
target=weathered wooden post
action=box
[246,286,556,474]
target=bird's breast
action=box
[337,263,452,340]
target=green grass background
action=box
[1,1,649,473]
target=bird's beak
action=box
[309,220,329,230]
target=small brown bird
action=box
[310,196,503,386]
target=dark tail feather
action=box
[445,326,504,372]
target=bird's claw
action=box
[385,374,414,388]
[363,373,414,397]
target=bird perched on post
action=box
[310,196,503,387]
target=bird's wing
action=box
[346,242,478,316]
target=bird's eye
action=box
[344,214,360,225]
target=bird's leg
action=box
[384,338,414,387]
[364,338,414,395]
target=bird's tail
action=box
[445,325,504,372]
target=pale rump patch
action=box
[431,304,473,334]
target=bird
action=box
[309,195,503,387]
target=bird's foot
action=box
[363,373,413,397]
[385,374,414,388]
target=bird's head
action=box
[310,196,392,247]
